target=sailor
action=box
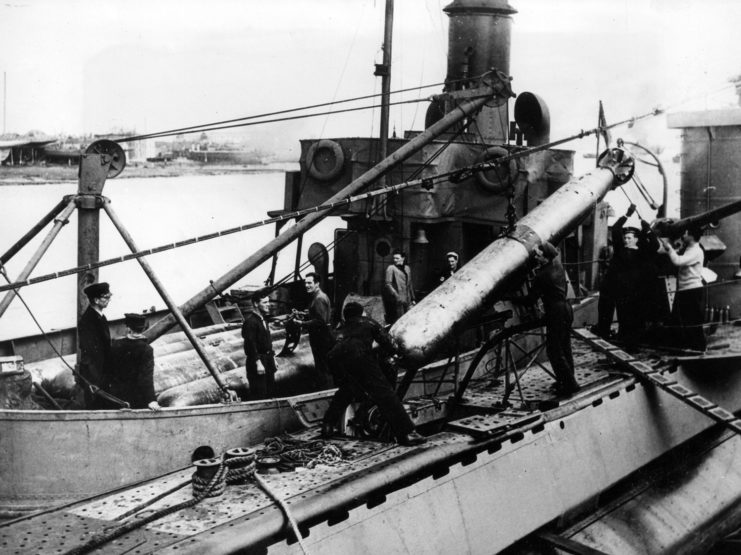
[293,272,334,389]
[594,204,656,343]
[660,227,707,352]
[322,302,426,446]
[529,242,580,395]
[438,251,460,284]
[109,313,160,410]
[76,282,113,409]
[241,289,277,399]
[382,250,416,324]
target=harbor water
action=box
[0,169,338,340]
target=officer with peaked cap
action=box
[77,282,113,409]
[110,312,160,410]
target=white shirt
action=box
[667,242,704,291]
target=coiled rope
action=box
[64,436,347,555]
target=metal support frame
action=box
[76,152,110,320]
[101,200,236,402]
[0,148,231,403]
[0,198,77,319]
[493,329,549,408]
[448,318,545,408]
[0,197,70,266]
[405,333,462,396]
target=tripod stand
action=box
[0,140,236,402]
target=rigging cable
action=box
[120,98,430,142]
[0,103,660,296]
[115,77,481,143]
[0,172,445,295]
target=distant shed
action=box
[0,138,56,165]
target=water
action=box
[0,170,338,340]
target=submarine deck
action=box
[3,328,741,555]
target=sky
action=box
[1,0,741,161]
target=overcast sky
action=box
[1,0,740,157]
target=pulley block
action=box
[597,147,635,186]
[85,139,126,178]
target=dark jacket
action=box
[328,315,394,365]
[241,309,276,375]
[530,257,569,312]
[608,216,659,292]
[305,290,333,351]
[77,306,111,389]
[109,336,155,409]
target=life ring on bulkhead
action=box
[474,146,517,194]
[306,139,345,181]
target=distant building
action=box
[0,135,56,166]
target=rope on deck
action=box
[64,436,348,555]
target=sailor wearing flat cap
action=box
[110,313,160,410]
[439,251,460,284]
[77,282,113,409]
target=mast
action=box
[377,0,394,162]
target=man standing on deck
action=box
[383,250,416,324]
[241,289,277,399]
[607,205,658,345]
[294,273,334,389]
[660,227,707,352]
[76,282,113,409]
[322,302,426,446]
[438,251,460,284]
[109,313,160,410]
[528,242,580,396]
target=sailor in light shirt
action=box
[660,227,706,352]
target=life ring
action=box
[474,146,517,194]
[306,139,345,181]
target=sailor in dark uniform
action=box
[595,204,659,343]
[322,302,425,446]
[529,242,580,396]
[110,313,160,410]
[77,282,113,409]
[241,289,277,399]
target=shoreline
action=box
[0,161,298,185]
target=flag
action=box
[598,100,611,147]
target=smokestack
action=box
[442,0,517,142]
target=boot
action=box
[321,422,338,438]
